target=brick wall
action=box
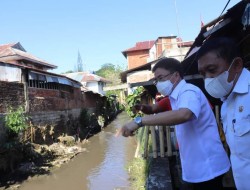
[0,81,25,143]
[0,82,85,143]
[28,87,84,112]
[127,50,149,69]
[0,81,25,113]
[29,109,81,126]
[0,114,6,143]
[82,92,101,109]
[0,80,114,143]
[156,38,173,58]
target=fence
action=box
[139,105,222,159]
[135,125,178,159]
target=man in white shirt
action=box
[197,37,250,190]
[117,58,230,190]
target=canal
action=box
[19,112,137,190]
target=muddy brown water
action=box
[19,112,137,190]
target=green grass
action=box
[125,127,152,190]
[126,157,149,190]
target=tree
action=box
[95,63,125,85]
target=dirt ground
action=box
[0,140,87,190]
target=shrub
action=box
[4,106,29,137]
[125,86,145,118]
[79,108,90,130]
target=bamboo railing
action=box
[138,125,177,159]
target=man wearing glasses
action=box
[117,58,230,190]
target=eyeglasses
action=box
[153,72,174,85]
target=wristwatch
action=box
[134,116,143,127]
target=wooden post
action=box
[143,126,149,159]
[24,130,27,142]
[150,126,157,158]
[134,127,145,158]
[21,69,29,112]
[159,126,165,157]
[31,126,33,143]
[166,126,172,157]
[30,121,34,143]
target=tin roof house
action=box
[0,42,82,114]
[0,42,81,87]
[63,72,111,96]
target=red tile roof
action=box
[122,40,155,57]
[0,43,16,52]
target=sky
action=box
[1,0,240,74]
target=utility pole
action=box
[173,0,183,61]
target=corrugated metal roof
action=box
[1,61,81,87]
[0,42,57,69]
[64,72,111,83]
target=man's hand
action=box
[134,104,142,110]
[115,121,140,137]
[134,104,152,114]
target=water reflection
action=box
[19,112,136,190]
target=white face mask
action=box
[156,80,174,96]
[204,60,236,98]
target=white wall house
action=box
[64,72,111,96]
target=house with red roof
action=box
[121,36,193,96]
[122,40,155,70]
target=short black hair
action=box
[197,37,240,64]
[152,57,184,78]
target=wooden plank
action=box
[103,84,128,91]
[166,126,172,157]
[134,127,145,158]
[159,126,165,157]
[143,126,149,158]
[150,126,157,158]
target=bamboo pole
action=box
[143,126,149,159]
[166,126,172,157]
[159,126,165,157]
[31,126,33,143]
[24,130,27,142]
[150,126,157,158]
[134,127,145,158]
